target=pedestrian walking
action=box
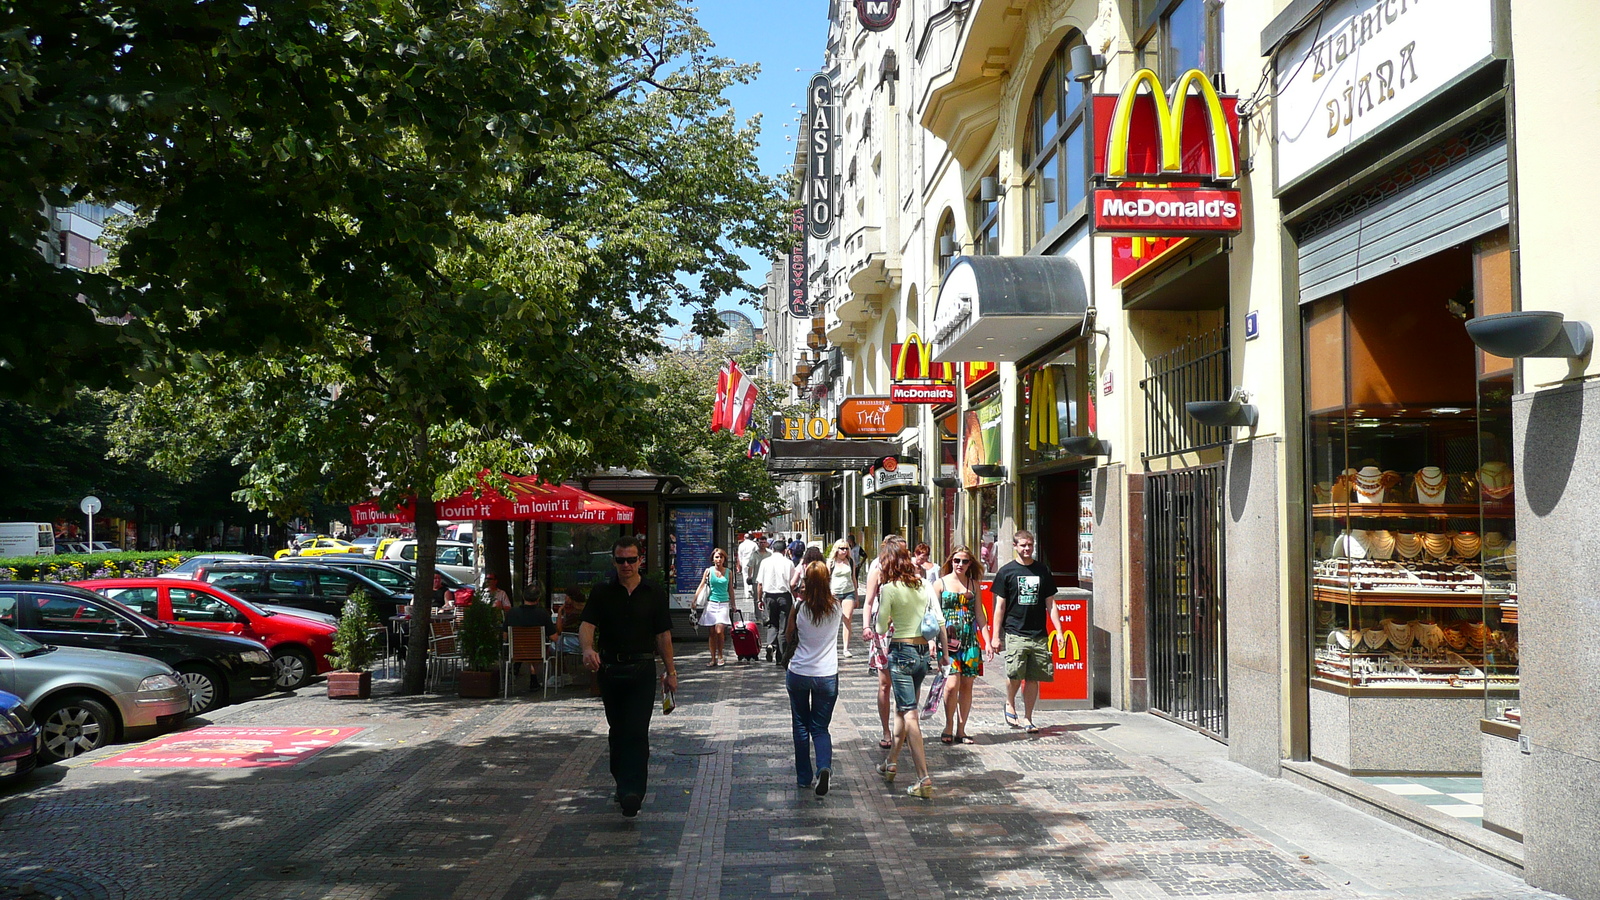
[743,534,771,609]
[827,540,858,658]
[989,530,1061,734]
[753,540,796,663]
[912,542,939,583]
[691,548,733,667]
[581,537,678,818]
[860,535,904,749]
[784,559,843,795]
[935,547,986,745]
[874,541,947,799]
[786,534,806,565]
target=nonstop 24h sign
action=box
[1092,68,1242,238]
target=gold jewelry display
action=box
[1363,628,1389,650]
[1331,468,1356,503]
[1352,466,1386,504]
[1421,532,1452,559]
[1335,530,1369,559]
[1366,530,1396,560]
[1478,461,1514,500]
[1452,532,1481,558]
[1483,532,1509,554]
[1414,466,1448,505]
[1394,532,1423,559]
[1415,622,1444,652]
[1384,618,1415,650]
[1443,626,1467,651]
[1464,621,1488,650]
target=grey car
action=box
[0,622,191,763]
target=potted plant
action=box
[456,590,501,698]
[327,591,377,699]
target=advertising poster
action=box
[95,726,363,769]
[1039,591,1091,704]
[668,505,717,609]
[1078,485,1095,584]
[961,393,1004,488]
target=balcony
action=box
[845,225,900,297]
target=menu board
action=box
[1077,484,1094,584]
[668,505,717,609]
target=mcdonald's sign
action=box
[889,333,957,404]
[1091,68,1242,238]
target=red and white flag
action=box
[711,360,733,432]
[727,360,759,436]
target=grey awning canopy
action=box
[930,255,1089,363]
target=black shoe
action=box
[620,793,642,818]
[765,645,774,661]
[815,768,830,797]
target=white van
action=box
[0,523,55,557]
[382,539,478,582]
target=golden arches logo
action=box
[1049,629,1082,662]
[893,333,952,383]
[1105,68,1236,183]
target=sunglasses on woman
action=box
[951,558,971,566]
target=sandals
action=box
[906,777,933,800]
[1004,710,1022,729]
[878,738,893,749]
[1025,721,1041,734]
[876,761,897,783]
[956,735,976,745]
[939,732,954,744]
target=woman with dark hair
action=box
[784,559,843,795]
[692,548,733,667]
[874,542,947,799]
[936,546,986,745]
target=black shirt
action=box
[505,603,552,629]
[994,559,1058,636]
[581,578,672,657]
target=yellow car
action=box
[274,537,362,559]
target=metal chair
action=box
[426,619,462,692]
[504,626,552,699]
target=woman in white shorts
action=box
[828,540,858,657]
[692,548,734,667]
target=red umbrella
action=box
[349,474,634,526]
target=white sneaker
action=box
[841,649,854,658]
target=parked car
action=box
[0,582,276,715]
[189,562,413,620]
[314,557,475,604]
[0,690,40,780]
[73,578,337,691]
[159,554,272,578]
[382,540,477,582]
[275,537,362,560]
[0,621,189,763]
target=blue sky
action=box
[663,0,829,341]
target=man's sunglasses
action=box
[614,556,641,565]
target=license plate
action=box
[0,760,17,776]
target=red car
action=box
[71,578,336,692]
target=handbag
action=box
[920,667,949,719]
[919,585,943,641]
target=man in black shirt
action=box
[581,536,678,818]
[988,530,1062,734]
[505,591,553,692]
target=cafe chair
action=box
[426,619,462,692]
[504,626,552,699]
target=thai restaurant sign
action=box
[837,396,905,438]
[889,333,957,404]
[1272,0,1498,190]
[1091,68,1242,238]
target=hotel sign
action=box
[806,73,834,240]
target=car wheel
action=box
[37,695,116,763]
[179,665,226,715]
[271,648,314,691]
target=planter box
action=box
[459,670,498,698]
[326,670,372,700]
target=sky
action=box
[661,0,830,343]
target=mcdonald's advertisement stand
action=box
[978,583,1093,710]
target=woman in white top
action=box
[691,548,733,667]
[827,540,858,658]
[785,560,843,795]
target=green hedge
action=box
[0,551,201,582]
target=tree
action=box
[634,341,799,532]
[106,1,787,693]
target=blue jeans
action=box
[786,671,839,786]
[888,642,930,713]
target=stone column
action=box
[1225,437,1285,776]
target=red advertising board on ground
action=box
[95,726,364,769]
[1039,591,1091,704]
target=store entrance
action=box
[1145,464,1228,740]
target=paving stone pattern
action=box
[0,648,1558,900]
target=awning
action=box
[930,255,1088,362]
[350,475,635,526]
[767,439,904,476]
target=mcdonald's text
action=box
[1093,188,1242,237]
[890,383,957,404]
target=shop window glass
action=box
[1161,0,1205,77]
[1023,35,1089,248]
[1021,342,1092,468]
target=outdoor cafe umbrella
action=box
[349,474,635,526]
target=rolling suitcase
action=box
[730,607,762,662]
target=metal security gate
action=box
[1146,465,1228,740]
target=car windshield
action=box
[0,621,47,656]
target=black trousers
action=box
[598,661,657,799]
[763,592,793,652]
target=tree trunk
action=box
[403,423,436,694]
[512,521,531,602]
[484,519,511,599]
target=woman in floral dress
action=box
[936,546,986,745]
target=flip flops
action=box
[878,737,893,749]
[956,735,977,745]
[1025,721,1040,734]
[940,732,954,744]
[1004,710,1021,729]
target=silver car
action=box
[0,623,191,763]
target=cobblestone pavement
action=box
[0,643,1562,900]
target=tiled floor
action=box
[1360,775,1485,826]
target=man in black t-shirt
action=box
[988,530,1062,733]
[581,536,677,818]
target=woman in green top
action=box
[693,548,733,667]
[874,542,947,799]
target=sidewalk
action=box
[0,646,1562,900]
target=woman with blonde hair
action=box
[874,541,947,799]
[935,546,986,744]
[783,560,843,794]
[828,540,858,658]
[691,548,733,667]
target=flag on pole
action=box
[727,360,759,436]
[746,437,770,459]
[711,360,733,432]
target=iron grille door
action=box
[1146,464,1228,740]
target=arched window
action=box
[935,212,957,280]
[1022,35,1089,248]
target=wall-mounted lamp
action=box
[1465,310,1593,359]
[938,234,956,256]
[932,475,961,489]
[1069,44,1106,83]
[1041,178,1057,200]
[806,331,828,350]
[980,176,1004,203]
[970,464,1007,479]
[1059,435,1112,457]
[1186,388,1259,428]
